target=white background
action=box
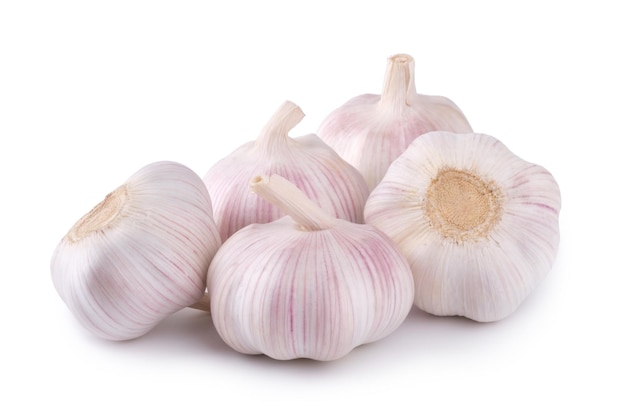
[1,1,624,415]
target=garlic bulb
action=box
[208,174,414,361]
[51,161,221,340]
[318,53,473,190]
[203,100,369,241]
[364,132,561,322]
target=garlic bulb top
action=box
[208,174,414,361]
[364,132,561,322]
[51,161,221,340]
[318,53,473,190]
[203,100,370,242]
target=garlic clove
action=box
[208,174,414,361]
[203,100,370,242]
[318,53,473,191]
[364,132,561,322]
[51,161,221,340]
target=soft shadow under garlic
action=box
[107,309,235,357]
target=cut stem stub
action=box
[379,53,418,112]
[250,174,337,231]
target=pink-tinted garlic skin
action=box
[203,101,369,242]
[51,161,221,340]
[204,135,369,241]
[364,132,561,322]
[208,217,414,361]
[318,54,473,190]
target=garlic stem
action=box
[379,54,418,112]
[255,101,305,151]
[250,174,337,231]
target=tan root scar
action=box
[426,169,503,242]
[67,185,128,243]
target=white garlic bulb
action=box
[203,100,369,241]
[51,161,221,340]
[318,53,473,191]
[364,132,561,322]
[208,174,414,361]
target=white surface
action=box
[1,1,624,416]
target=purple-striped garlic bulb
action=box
[51,161,221,340]
[318,53,473,191]
[203,100,369,242]
[364,132,561,322]
[208,174,414,361]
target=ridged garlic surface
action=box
[208,174,414,361]
[318,53,473,191]
[203,100,369,242]
[51,161,221,340]
[364,132,561,322]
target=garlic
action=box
[364,132,561,322]
[203,100,369,241]
[317,53,473,190]
[51,161,221,340]
[208,174,414,361]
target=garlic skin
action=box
[364,132,561,322]
[203,100,369,242]
[318,53,473,190]
[208,174,414,361]
[51,161,221,340]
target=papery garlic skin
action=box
[208,175,414,361]
[51,161,221,340]
[318,53,473,190]
[203,100,369,242]
[364,132,561,322]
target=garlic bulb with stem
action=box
[208,174,414,361]
[203,100,369,242]
[51,161,221,340]
[318,53,473,191]
[364,132,561,322]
